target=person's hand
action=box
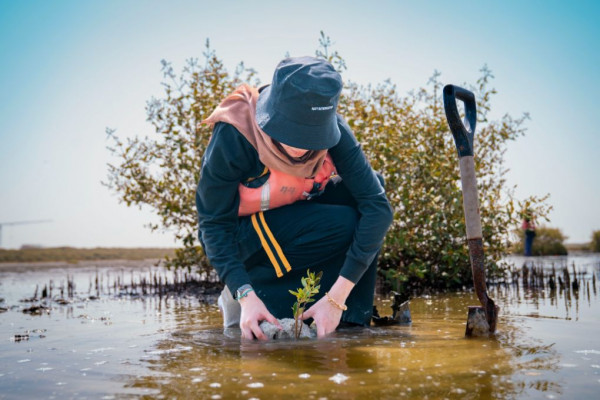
[302,295,343,337]
[302,276,355,338]
[239,291,281,340]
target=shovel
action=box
[442,84,499,336]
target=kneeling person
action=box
[196,56,393,339]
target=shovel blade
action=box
[465,306,490,337]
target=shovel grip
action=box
[443,85,477,157]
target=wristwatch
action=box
[235,284,254,301]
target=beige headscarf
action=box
[202,84,327,178]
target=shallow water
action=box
[1,254,599,399]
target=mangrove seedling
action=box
[289,270,322,339]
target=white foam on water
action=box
[298,373,310,379]
[575,350,600,355]
[146,346,192,355]
[90,347,115,353]
[17,359,31,363]
[209,382,221,388]
[247,382,264,388]
[329,373,349,384]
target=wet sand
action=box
[0,258,163,273]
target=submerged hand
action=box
[302,295,343,337]
[239,291,281,340]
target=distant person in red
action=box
[522,212,536,256]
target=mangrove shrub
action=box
[105,34,550,290]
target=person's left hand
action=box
[302,295,343,337]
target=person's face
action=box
[279,142,310,158]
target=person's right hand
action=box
[239,291,281,340]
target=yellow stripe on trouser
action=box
[250,212,292,278]
[258,212,292,273]
[251,213,283,277]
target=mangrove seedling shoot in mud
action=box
[289,270,322,339]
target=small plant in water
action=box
[289,270,322,339]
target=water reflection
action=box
[491,255,599,322]
[126,255,600,399]
[1,255,599,399]
[125,297,524,399]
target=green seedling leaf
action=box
[290,269,323,339]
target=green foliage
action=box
[105,40,259,273]
[289,270,322,339]
[513,226,568,256]
[105,33,551,293]
[590,230,600,253]
[328,45,551,291]
[565,242,591,252]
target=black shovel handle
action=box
[443,85,477,157]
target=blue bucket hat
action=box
[256,56,343,150]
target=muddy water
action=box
[1,255,599,399]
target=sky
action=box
[0,0,598,249]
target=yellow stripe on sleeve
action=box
[245,166,269,183]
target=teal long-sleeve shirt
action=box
[196,116,394,293]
